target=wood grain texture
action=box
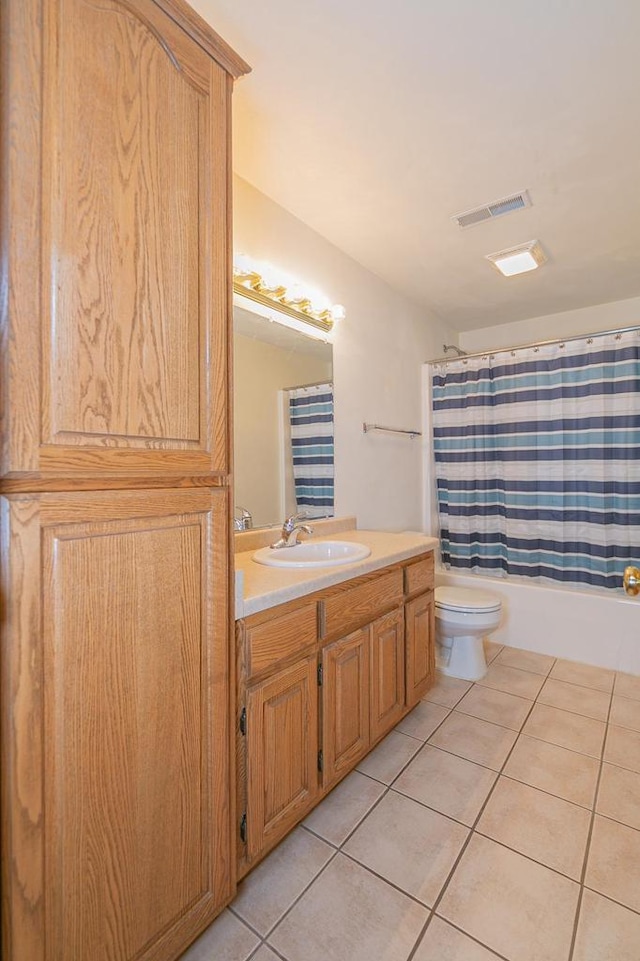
[246,603,317,679]
[405,593,435,709]
[320,569,403,642]
[321,629,370,789]
[3,0,237,479]
[1,0,42,474]
[1,496,44,961]
[0,473,225,495]
[245,656,319,861]
[404,555,434,597]
[152,0,251,78]
[235,552,437,876]
[2,488,232,961]
[370,609,405,743]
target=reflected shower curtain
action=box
[288,383,334,518]
[431,330,640,589]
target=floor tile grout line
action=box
[230,665,638,960]
[254,845,343,943]
[470,828,586,885]
[490,770,595,812]
[492,655,556,678]
[249,703,466,957]
[421,710,605,808]
[337,846,444,913]
[408,684,543,958]
[228,905,270,941]
[516,728,605,762]
[545,675,615,696]
[581,880,640,918]
[377,777,588,886]
[566,683,616,961]
[431,914,514,961]
[255,767,405,945]
[482,661,554,680]
[258,942,289,961]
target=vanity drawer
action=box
[404,554,434,597]
[320,570,403,640]
[246,603,318,677]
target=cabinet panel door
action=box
[1,489,231,961]
[3,0,230,477]
[245,656,319,860]
[370,609,405,743]
[405,593,436,709]
[321,629,370,788]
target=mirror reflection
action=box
[233,304,334,530]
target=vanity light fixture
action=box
[486,240,547,277]
[233,254,345,334]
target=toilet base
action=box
[436,633,488,681]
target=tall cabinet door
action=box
[405,593,435,709]
[370,609,405,743]
[2,0,232,480]
[1,488,231,961]
[321,629,370,788]
[245,656,319,861]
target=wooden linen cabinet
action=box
[1,1,249,960]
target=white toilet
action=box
[435,586,502,681]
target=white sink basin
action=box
[253,540,372,569]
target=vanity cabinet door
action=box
[370,608,405,743]
[321,629,370,788]
[405,593,436,709]
[245,655,319,860]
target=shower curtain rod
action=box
[425,323,640,366]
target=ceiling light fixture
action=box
[233,255,345,333]
[486,240,547,277]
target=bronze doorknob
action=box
[623,566,640,596]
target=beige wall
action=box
[459,295,640,353]
[234,333,331,528]
[233,175,455,531]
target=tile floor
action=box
[183,642,640,961]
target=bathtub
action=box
[436,568,640,675]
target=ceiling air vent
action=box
[452,190,532,229]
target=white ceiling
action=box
[192,0,640,332]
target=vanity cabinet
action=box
[245,656,320,860]
[1,2,248,959]
[236,552,435,876]
[321,628,370,788]
[370,608,406,742]
[405,593,436,708]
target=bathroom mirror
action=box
[233,302,333,530]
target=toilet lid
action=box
[435,586,501,613]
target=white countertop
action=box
[234,529,438,617]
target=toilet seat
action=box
[435,586,501,614]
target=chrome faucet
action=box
[233,506,253,531]
[270,512,314,549]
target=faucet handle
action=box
[283,510,309,531]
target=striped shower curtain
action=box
[431,330,640,590]
[288,383,334,518]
